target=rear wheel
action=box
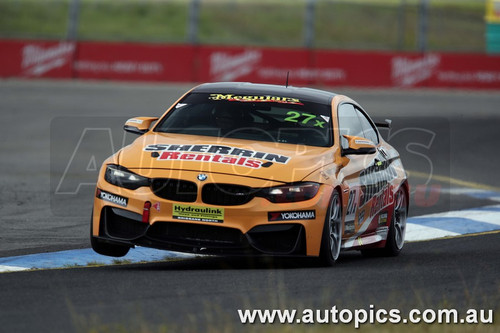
[383,187,407,256]
[319,191,343,266]
[90,211,130,257]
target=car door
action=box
[337,103,380,238]
[355,105,397,236]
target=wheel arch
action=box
[399,179,410,214]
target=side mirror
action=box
[375,119,392,129]
[123,117,159,135]
[341,135,377,156]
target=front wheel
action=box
[90,211,130,257]
[319,191,343,266]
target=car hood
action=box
[117,132,335,183]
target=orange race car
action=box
[91,82,409,265]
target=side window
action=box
[355,107,379,145]
[338,104,364,149]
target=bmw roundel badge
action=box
[197,174,208,181]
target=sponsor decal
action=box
[126,118,143,125]
[258,67,346,83]
[359,158,398,206]
[74,60,163,75]
[437,71,500,84]
[96,189,128,207]
[378,212,388,226]
[173,204,224,223]
[344,220,355,234]
[210,49,262,81]
[320,115,331,122]
[358,209,366,224]
[346,189,358,216]
[369,186,394,218]
[144,144,290,169]
[284,111,325,128]
[209,93,302,105]
[392,54,440,87]
[152,202,161,212]
[355,139,373,145]
[268,210,316,221]
[22,42,75,76]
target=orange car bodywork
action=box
[92,84,408,257]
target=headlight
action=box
[257,182,320,203]
[104,164,149,190]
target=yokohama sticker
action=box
[96,189,128,207]
[268,210,316,221]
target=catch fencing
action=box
[0,0,487,53]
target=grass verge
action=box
[0,0,486,52]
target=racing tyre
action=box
[90,212,130,257]
[383,187,407,256]
[319,191,343,266]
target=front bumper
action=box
[92,169,333,256]
[95,206,308,255]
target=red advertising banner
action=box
[196,46,372,87]
[0,40,75,78]
[428,53,500,89]
[387,52,500,88]
[312,50,393,87]
[74,41,195,82]
[1,39,500,89]
[196,46,312,85]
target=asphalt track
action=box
[0,79,499,331]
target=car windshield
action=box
[154,92,333,147]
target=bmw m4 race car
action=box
[91,82,408,265]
